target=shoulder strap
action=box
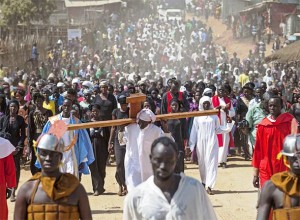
[30,179,40,220]
[30,179,40,204]
[283,193,292,208]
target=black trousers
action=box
[13,150,22,189]
[89,137,109,192]
[114,138,126,187]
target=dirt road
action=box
[8,156,257,220]
[191,15,273,59]
[7,15,263,220]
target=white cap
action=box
[82,81,93,88]
[57,82,64,88]
[72,78,80,85]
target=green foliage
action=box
[0,0,56,26]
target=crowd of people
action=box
[1,1,300,219]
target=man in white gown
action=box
[124,109,171,191]
[123,137,217,220]
[189,96,234,194]
[123,123,141,191]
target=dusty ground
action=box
[7,15,263,220]
[8,156,257,220]
[193,15,273,59]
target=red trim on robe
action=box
[211,96,234,147]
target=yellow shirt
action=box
[43,100,56,115]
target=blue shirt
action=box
[49,94,64,106]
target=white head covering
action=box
[82,81,93,88]
[199,96,212,111]
[99,80,108,87]
[137,109,156,123]
[0,137,15,159]
[57,82,64,88]
[47,73,55,80]
[72,78,80,85]
[202,88,213,96]
[83,89,92,95]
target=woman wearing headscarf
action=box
[0,100,26,202]
[27,93,53,175]
[88,103,110,196]
[108,94,129,196]
[14,89,30,121]
[15,88,31,165]
[93,81,118,121]
[189,96,234,195]
[167,98,187,173]
[235,84,254,160]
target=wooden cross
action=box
[68,93,219,131]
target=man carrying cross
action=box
[124,108,172,191]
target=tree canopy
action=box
[0,0,56,26]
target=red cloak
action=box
[0,154,16,220]
[252,113,295,188]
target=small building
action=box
[239,1,298,35]
[221,0,251,19]
[65,0,122,25]
[49,0,68,25]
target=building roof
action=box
[65,0,121,8]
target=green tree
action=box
[0,0,56,26]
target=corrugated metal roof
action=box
[65,0,121,8]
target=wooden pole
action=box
[67,109,219,131]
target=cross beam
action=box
[67,93,219,131]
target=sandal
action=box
[207,187,214,195]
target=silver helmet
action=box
[282,134,300,157]
[37,134,64,153]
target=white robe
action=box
[189,115,233,188]
[61,117,79,177]
[216,97,235,163]
[124,123,171,191]
[123,173,217,220]
[137,124,165,182]
[124,124,142,192]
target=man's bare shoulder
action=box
[17,179,38,202]
[261,180,278,198]
[19,179,37,191]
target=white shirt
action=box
[123,173,217,220]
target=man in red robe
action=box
[0,137,16,220]
[252,96,296,189]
